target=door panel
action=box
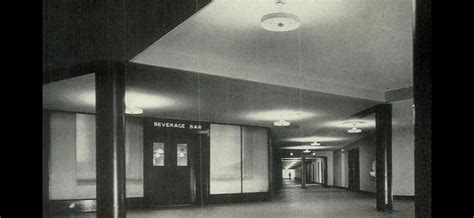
[145,132,196,205]
[348,148,360,191]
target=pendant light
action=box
[343,121,365,133]
[261,0,300,32]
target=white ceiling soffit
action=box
[131,0,413,101]
[43,72,380,150]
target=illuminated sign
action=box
[153,122,202,130]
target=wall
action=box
[315,159,324,183]
[48,111,144,200]
[294,166,302,180]
[291,153,332,185]
[333,151,347,187]
[333,151,343,187]
[304,159,324,183]
[311,151,333,186]
[332,100,414,196]
[392,99,415,196]
[333,135,376,193]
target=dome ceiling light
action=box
[125,99,143,115]
[274,119,290,126]
[125,105,143,114]
[347,126,362,133]
[343,121,366,133]
[261,0,300,32]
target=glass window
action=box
[76,114,96,181]
[125,117,144,197]
[48,111,145,200]
[177,143,188,166]
[210,124,242,194]
[153,143,165,166]
[242,127,269,193]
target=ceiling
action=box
[282,159,302,170]
[131,0,413,101]
[43,64,381,150]
[282,157,324,169]
[43,0,414,151]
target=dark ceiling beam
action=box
[43,0,212,84]
[43,61,99,85]
[42,0,98,83]
[349,105,378,119]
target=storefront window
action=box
[242,127,269,193]
[48,111,144,199]
[210,124,242,194]
[210,124,269,195]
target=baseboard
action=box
[393,195,415,200]
[329,185,348,189]
[48,197,148,214]
[329,186,414,200]
[208,192,270,204]
[328,186,376,196]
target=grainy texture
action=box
[49,185,414,218]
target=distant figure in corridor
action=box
[289,172,292,179]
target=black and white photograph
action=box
[42,0,431,217]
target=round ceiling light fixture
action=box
[261,13,300,32]
[261,0,300,32]
[343,121,366,133]
[125,99,144,115]
[310,141,321,146]
[303,149,311,153]
[347,126,362,133]
[125,105,143,114]
[274,119,290,127]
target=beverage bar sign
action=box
[153,121,202,130]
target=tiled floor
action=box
[50,185,414,217]
[282,178,300,187]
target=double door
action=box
[144,132,197,205]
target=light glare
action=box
[78,91,175,109]
[245,110,316,121]
[282,136,345,142]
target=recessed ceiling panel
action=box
[131,0,413,101]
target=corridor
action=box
[282,178,301,187]
[50,186,414,218]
